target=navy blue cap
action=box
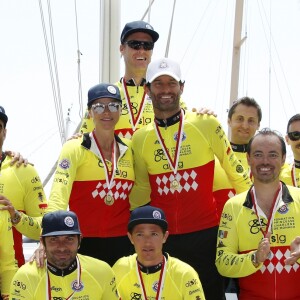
[87,83,121,106]
[0,106,8,127]
[121,20,159,43]
[41,210,81,237]
[128,206,168,231]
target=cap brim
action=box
[42,230,81,237]
[122,29,159,43]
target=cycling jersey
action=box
[47,133,134,238]
[0,210,17,298]
[216,183,300,300]
[130,110,251,234]
[113,253,205,300]
[9,254,118,299]
[0,153,47,266]
[280,161,300,188]
[80,78,187,139]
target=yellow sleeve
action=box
[0,211,17,297]
[13,165,47,240]
[79,108,94,134]
[129,129,151,210]
[215,196,259,277]
[47,139,83,212]
[204,116,251,193]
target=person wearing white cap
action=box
[129,57,252,300]
[10,210,118,299]
[32,83,135,268]
[113,205,206,300]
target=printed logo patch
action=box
[59,158,70,170]
[64,216,75,228]
[71,280,84,292]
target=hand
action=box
[5,150,33,167]
[192,107,217,117]
[67,132,83,141]
[29,242,46,268]
[255,233,271,264]
[284,236,300,265]
[0,195,16,218]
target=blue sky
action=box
[1,0,300,193]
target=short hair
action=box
[247,128,286,156]
[286,114,300,133]
[228,96,262,123]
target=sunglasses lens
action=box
[108,103,120,112]
[288,131,300,141]
[92,104,105,114]
[126,40,154,51]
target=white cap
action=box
[146,57,182,83]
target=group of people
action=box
[1,19,300,300]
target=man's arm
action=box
[285,236,300,265]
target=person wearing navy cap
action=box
[10,210,118,299]
[32,83,135,268]
[113,205,206,299]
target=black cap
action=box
[87,83,121,107]
[0,106,8,127]
[41,211,81,237]
[128,206,168,231]
[120,20,159,43]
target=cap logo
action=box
[0,107,4,113]
[152,210,162,220]
[145,24,153,30]
[159,61,168,69]
[107,85,117,95]
[64,216,75,228]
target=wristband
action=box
[11,210,21,225]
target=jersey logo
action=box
[174,131,186,141]
[59,158,70,170]
[71,280,84,292]
[277,204,289,214]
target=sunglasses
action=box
[288,131,300,141]
[91,102,120,114]
[124,40,154,51]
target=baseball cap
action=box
[0,106,8,127]
[146,57,182,83]
[87,83,121,107]
[128,205,168,231]
[120,20,159,43]
[41,210,81,237]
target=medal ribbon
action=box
[291,163,300,188]
[251,183,282,237]
[122,78,147,131]
[46,256,81,300]
[92,131,117,193]
[136,256,167,300]
[154,109,184,176]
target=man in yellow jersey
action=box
[213,97,262,218]
[130,57,251,300]
[0,210,17,300]
[0,106,47,267]
[10,210,118,300]
[280,113,300,187]
[80,20,187,139]
[216,128,300,299]
[113,205,205,300]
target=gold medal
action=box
[104,194,114,206]
[171,179,180,190]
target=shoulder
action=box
[113,254,137,277]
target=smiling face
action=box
[128,223,169,266]
[228,103,260,144]
[247,134,285,184]
[120,32,154,75]
[43,235,80,269]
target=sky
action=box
[1,0,300,194]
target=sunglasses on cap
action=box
[287,131,300,141]
[91,102,120,114]
[124,40,154,51]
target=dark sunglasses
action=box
[124,40,154,51]
[91,102,120,114]
[287,131,300,141]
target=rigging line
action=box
[165,0,176,58]
[38,0,64,145]
[74,0,84,119]
[46,0,66,144]
[141,0,155,21]
[256,1,289,122]
[241,0,249,97]
[258,1,297,113]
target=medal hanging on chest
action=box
[154,109,185,191]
